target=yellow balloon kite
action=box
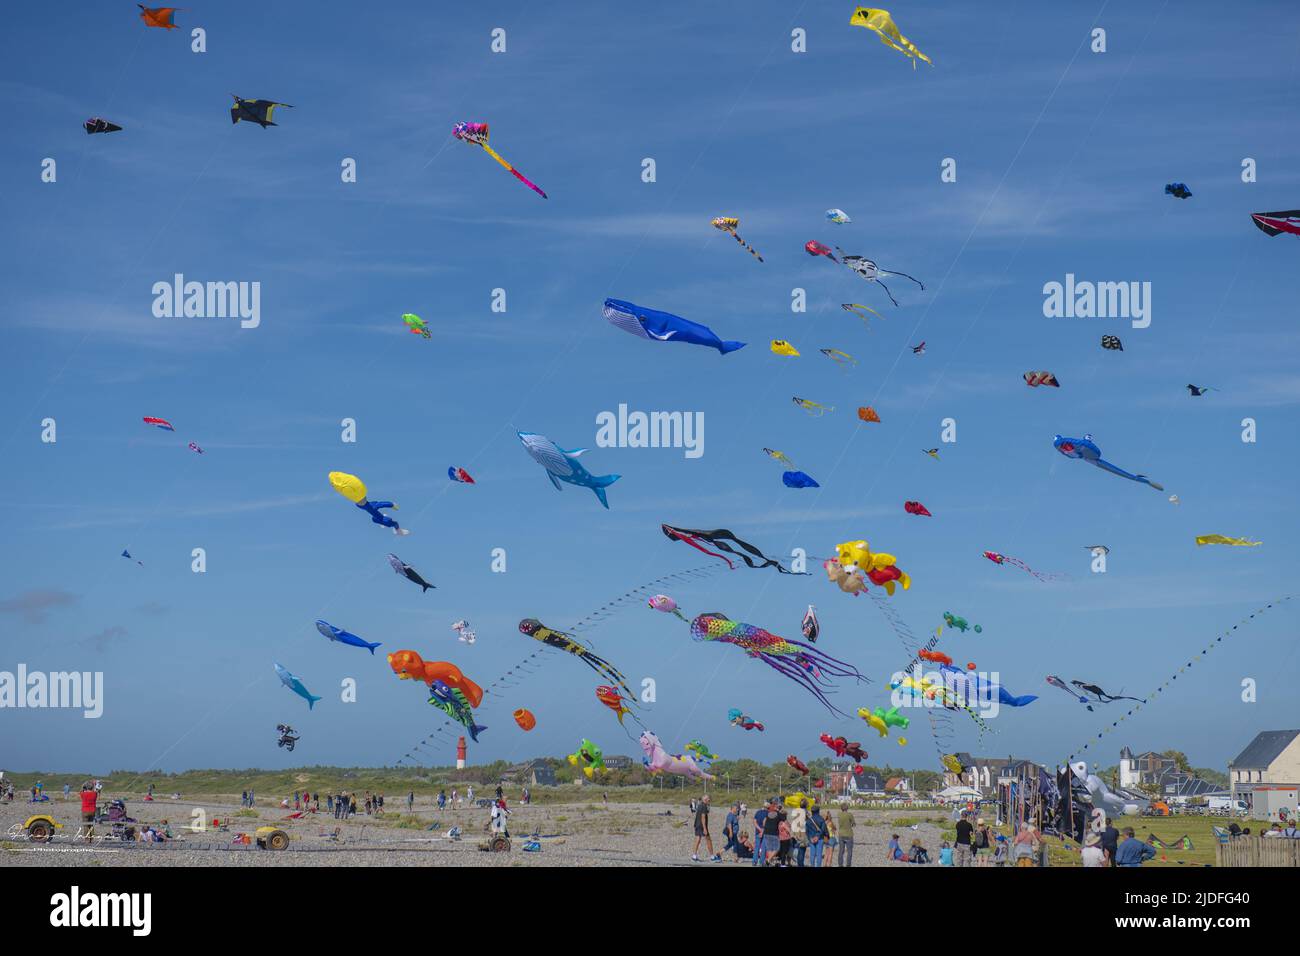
[329,471,367,504]
[850,7,932,69]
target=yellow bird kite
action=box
[850,7,932,69]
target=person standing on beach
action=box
[752,802,769,867]
[1081,832,1105,866]
[954,811,973,867]
[806,806,828,868]
[837,806,855,867]
[79,782,98,837]
[691,793,721,862]
[1101,819,1119,866]
[1113,827,1156,867]
[762,798,783,866]
[349,793,358,818]
[822,811,836,867]
[438,790,447,811]
[407,791,415,813]
[467,786,475,805]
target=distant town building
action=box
[944,754,1040,795]
[603,755,634,770]
[1229,730,1300,816]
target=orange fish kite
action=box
[596,685,635,726]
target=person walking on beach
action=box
[974,817,992,866]
[1114,827,1156,867]
[438,790,447,811]
[837,805,855,867]
[407,791,415,813]
[954,811,974,866]
[722,803,740,856]
[79,782,98,837]
[691,793,721,862]
[822,811,836,867]
[1081,832,1105,866]
[349,793,358,818]
[466,786,475,805]
[1101,819,1119,867]
[1012,822,1040,867]
[752,802,769,867]
[762,798,783,866]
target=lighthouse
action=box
[456,736,467,770]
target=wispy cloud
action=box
[0,589,79,623]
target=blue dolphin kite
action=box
[603,298,745,355]
[518,431,620,509]
[1053,434,1164,491]
[315,620,382,655]
[274,661,323,710]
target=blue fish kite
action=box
[428,679,487,741]
[518,431,620,509]
[1053,434,1164,491]
[274,661,323,710]
[782,470,820,488]
[315,620,382,655]
[939,664,1038,708]
[603,298,745,355]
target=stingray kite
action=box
[1195,534,1261,547]
[518,619,634,700]
[838,249,924,306]
[231,96,292,128]
[1053,434,1164,491]
[711,217,763,262]
[452,122,547,199]
[850,7,932,68]
[794,397,833,416]
[120,549,143,566]
[603,298,745,355]
[329,471,410,534]
[661,525,794,573]
[1250,210,1300,238]
[1186,384,1216,397]
[138,5,181,28]
[387,553,435,592]
[84,118,122,135]
[687,612,868,717]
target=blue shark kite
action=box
[428,679,487,741]
[938,664,1037,708]
[602,298,745,355]
[1053,434,1164,491]
[315,620,382,655]
[274,662,323,710]
[518,431,620,509]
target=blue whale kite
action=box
[602,298,745,355]
[518,431,620,509]
[315,620,382,655]
[274,662,323,710]
[1053,434,1164,491]
[939,664,1038,708]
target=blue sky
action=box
[2,1,1298,775]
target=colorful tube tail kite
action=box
[231,96,293,128]
[763,448,797,468]
[821,348,856,367]
[1250,210,1300,238]
[661,524,794,574]
[794,397,834,416]
[603,298,745,355]
[983,550,1063,582]
[841,303,882,324]
[1053,434,1164,491]
[518,619,634,700]
[1195,534,1261,547]
[688,612,868,718]
[452,122,547,199]
[138,5,181,28]
[849,7,932,69]
[1024,371,1060,387]
[85,118,123,134]
[711,217,764,262]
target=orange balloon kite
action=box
[386,649,483,707]
[513,708,537,731]
[138,5,182,28]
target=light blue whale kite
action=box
[274,661,323,710]
[518,431,620,509]
[315,620,381,655]
[1053,434,1164,491]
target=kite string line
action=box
[1062,596,1291,765]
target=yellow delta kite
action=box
[1195,535,1262,547]
[850,7,932,69]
